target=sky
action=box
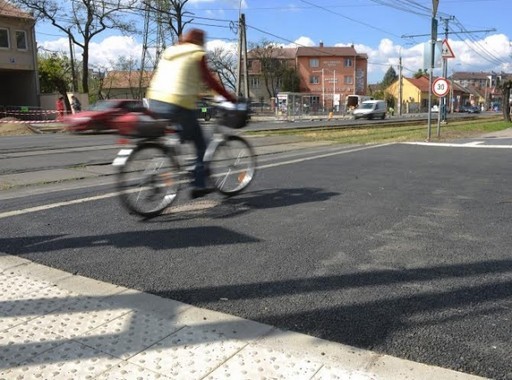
[35,0,512,84]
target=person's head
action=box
[178,29,205,46]
[71,95,76,99]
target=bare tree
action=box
[207,46,237,92]
[12,0,138,94]
[249,40,291,99]
[142,0,193,38]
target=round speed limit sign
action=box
[432,77,450,97]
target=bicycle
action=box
[112,100,256,218]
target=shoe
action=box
[190,187,215,199]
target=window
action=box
[0,28,9,49]
[16,30,27,50]
[309,58,319,68]
[344,76,353,85]
[250,76,260,89]
[344,58,353,67]
[309,75,319,84]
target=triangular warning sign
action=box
[441,38,455,58]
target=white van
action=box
[352,100,387,120]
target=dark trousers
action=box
[147,99,207,188]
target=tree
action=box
[280,66,301,93]
[13,0,138,94]
[501,80,512,122]
[413,69,427,78]
[249,40,292,99]
[142,0,192,39]
[38,52,73,111]
[381,66,398,89]
[208,46,237,92]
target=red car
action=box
[63,99,144,132]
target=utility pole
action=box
[235,13,249,99]
[139,1,174,99]
[398,51,403,116]
[427,0,439,141]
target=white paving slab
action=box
[1,341,121,379]
[0,254,488,380]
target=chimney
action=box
[319,41,323,48]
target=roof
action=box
[451,71,495,80]
[247,47,297,60]
[104,70,152,89]
[405,76,430,92]
[0,0,34,19]
[297,46,364,58]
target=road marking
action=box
[403,141,512,149]
[0,143,392,219]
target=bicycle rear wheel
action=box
[117,143,181,217]
[209,135,256,195]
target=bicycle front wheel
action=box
[117,143,181,217]
[209,135,256,195]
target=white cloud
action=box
[40,32,512,84]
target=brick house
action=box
[0,0,39,108]
[450,71,512,110]
[247,42,368,111]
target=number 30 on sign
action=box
[432,77,450,97]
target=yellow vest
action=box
[147,43,206,110]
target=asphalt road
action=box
[1,132,512,379]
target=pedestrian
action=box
[71,95,81,113]
[56,96,65,120]
[146,28,236,199]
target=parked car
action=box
[465,106,481,114]
[63,99,144,132]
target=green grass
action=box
[248,116,512,145]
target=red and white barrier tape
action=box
[0,119,57,124]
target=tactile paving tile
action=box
[0,322,63,368]
[96,361,172,379]
[27,296,132,339]
[77,310,184,359]
[0,283,77,332]
[311,365,378,380]
[205,345,322,379]
[127,325,247,379]
[0,273,58,301]
[0,341,121,379]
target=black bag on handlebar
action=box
[219,105,250,129]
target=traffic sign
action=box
[441,38,455,58]
[432,77,450,97]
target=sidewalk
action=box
[0,254,485,379]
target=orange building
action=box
[296,43,368,111]
[247,42,368,111]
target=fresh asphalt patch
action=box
[1,141,512,379]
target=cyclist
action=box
[146,28,237,198]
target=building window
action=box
[16,30,27,50]
[310,75,319,84]
[0,28,9,49]
[309,58,319,68]
[344,58,353,67]
[344,76,353,84]
[250,76,260,89]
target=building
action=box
[385,75,471,113]
[450,71,512,110]
[247,42,368,112]
[0,0,38,108]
